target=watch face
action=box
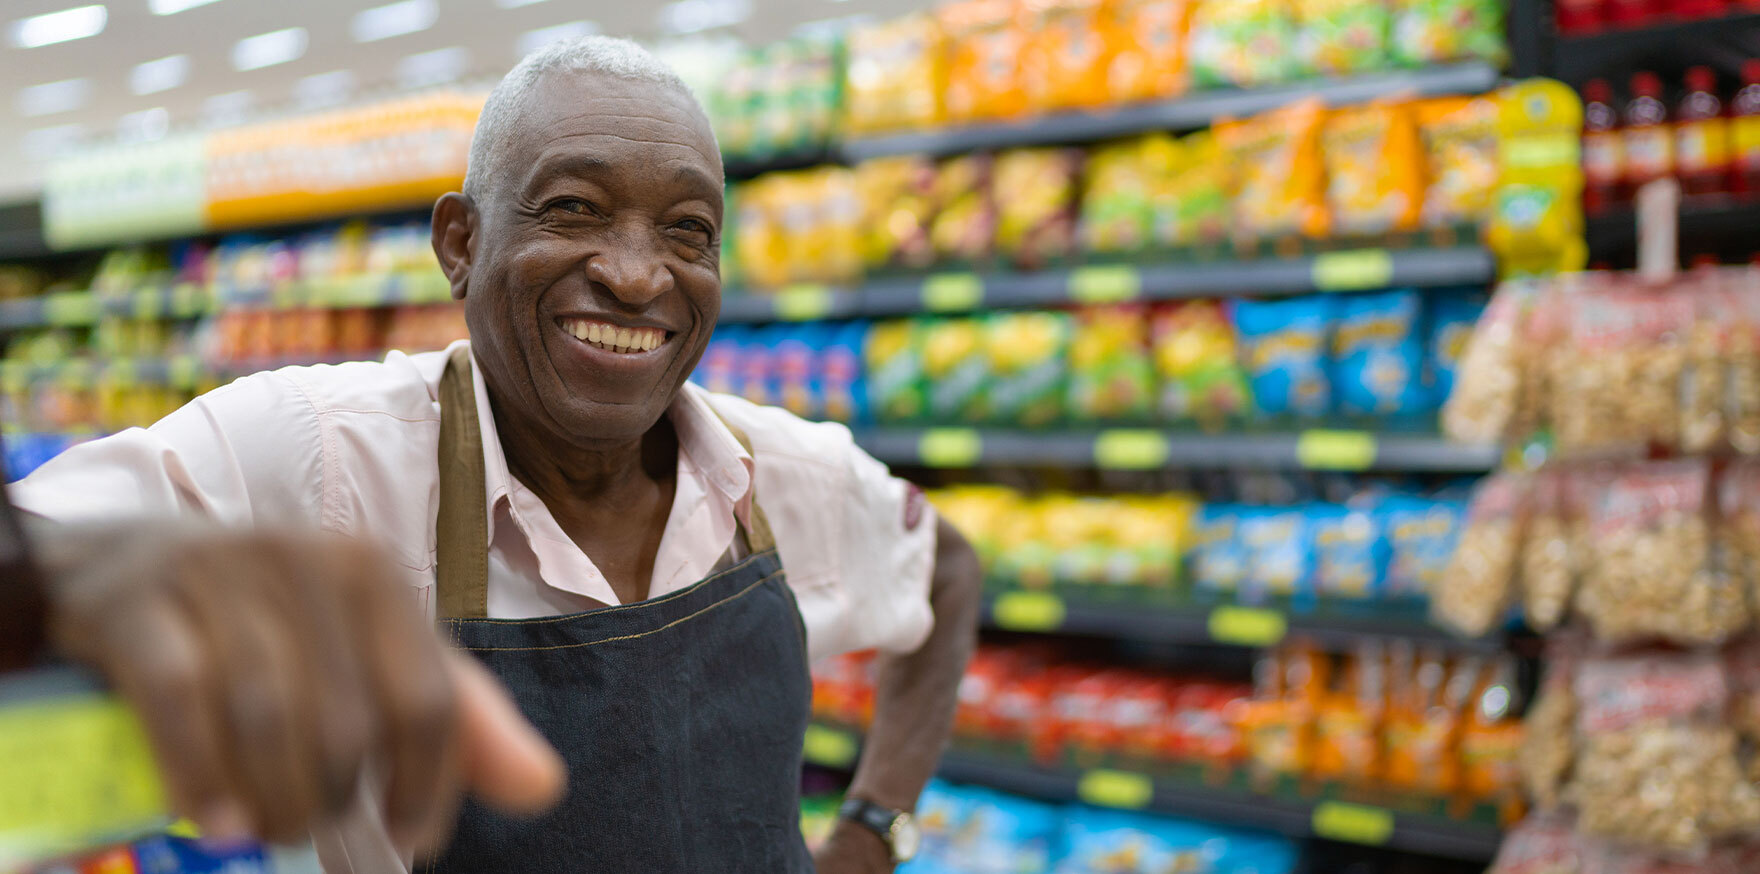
[890,814,921,862]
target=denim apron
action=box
[419,348,814,873]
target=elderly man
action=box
[16,35,980,873]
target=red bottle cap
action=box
[1686,66,1717,93]
[1583,78,1613,103]
[1632,71,1663,98]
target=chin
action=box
[552,397,672,445]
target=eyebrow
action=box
[673,165,723,203]
[524,154,614,192]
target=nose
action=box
[584,228,675,307]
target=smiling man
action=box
[13,36,980,874]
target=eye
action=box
[674,217,712,236]
[547,198,595,216]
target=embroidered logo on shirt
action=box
[903,483,926,531]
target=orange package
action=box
[1459,656,1525,809]
[1414,96,1500,230]
[1312,643,1385,784]
[1021,0,1114,114]
[844,13,947,135]
[1384,647,1473,795]
[1322,101,1424,236]
[1216,99,1329,241]
[1105,0,1192,104]
[940,0,1029,123]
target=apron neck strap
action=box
[434,348,776,620]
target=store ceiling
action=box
[0,0,916,201]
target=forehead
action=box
[509,70,722,195]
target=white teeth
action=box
[617,327,633,349]
[586,323,600,344]
[564,319,666,353]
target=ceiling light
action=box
[516,20,598,56]
[496,0,553,7]
[294,70,356,110]
[352,0,437,43]
[17,78,92,117]
[657,0,750,35]
[397,46,469,89]
[149,0,226,14]
[10,5,107,49]
[117,107,171,143]
[21,124,86,160]
[203,90,253,126]
[130,54,190,96]
[232,26,307,71]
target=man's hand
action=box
[36,522,565,849]
[812,819,893,874]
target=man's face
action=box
[458,70,723,447]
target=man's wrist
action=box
[824,817,893,870]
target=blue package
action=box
[1191,504,1247,594]
[130,834,271,874]
[1056,808,1299,874]
[1233,296,1334,419]
[1331,289,1428,416]
[944,786,1061,874]
[1310,498,1389,600]
[772,324,823,421]
[821,321,869,424]
[1237,507,1313,603]
[696,326,748,396]
[1427,288,1489,408]
[1382,494,1466,600]
[898,779,972,874]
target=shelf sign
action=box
[990,591,1065,632]
[43,293,98,327]
[0,693,168,862]
[1077,769,1153,809]
[922,272,983,312]
[917,428,982,468]
[1207,606,1287,647]
[1069,265,1141,304]
[1296,430,1377,471]
[1311,801,1394,846]
[1093,429,1169,470]
[801,725,858,769]
[1311,250,1394,292]
[775,285,834,322]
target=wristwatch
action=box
[837,797,920,863]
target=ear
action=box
[431,192,477,301]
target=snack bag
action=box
[1681,270,1732,454]
[941,787,1061,873]
[939,0,1028,123]
[1383,648,1472,794]
[1104,0,1192,104]
[1433,472,1524,638]
[922,317,991,423]
[992,148,1082,269]
[1486,816,1582,874]
[1191,503,1247,594]
[865,319,928,422]
[1720,461,1760,622]
[1426,288,1488,409]
[820,320,869,424]
[843,13,945,135]
[1188,0,1299,89]
[1154,130,1232,248]
[1216,100,1329,241]
[1151,301,1252,429]
[1322,102,1424,237]
[984,311,1070,426]
[1020,0,1113,114]
[1729,267,1760,454]
[1239,507,1315,603]
[1442,278,1541,444]
[996,497,1058,587]
[929,154,997,264]
[1296,0,1391,77]
[1391,0,1507,67]
[1080,136,1165,254]
[1310,498,1387,599]
[1234,295,1334,420]
[1519,470,1575,632]
[1519,644,1578,811]
[1415,96,1500,229]
[771,325,821,420]
[854,156,938,271]
[910,780,973,869]
[1067,305,1155,422]
[1312,642,1385,782]
[1331,289,1428,417]
[1460,655,1525,804]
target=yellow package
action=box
[1216,100,1328,241]
[928,484,1022,568]
[730,177,788,290]
[1021,0,1114,114]
[854,156,939,271]
[1295,0,1392,77]
[997,496,1059,587]
[1322,101,1424,236]
[1081,137,1161,253]
[1487,79,1587,276]
[929,155,997,263]
[1105,0,1192,104]
[994,148,1082,268]
[1414,95,1499,230]
[844,14,946,135]
[1155,131,1230,248]
[1188,0,1299,89]
[940,0,1029,123]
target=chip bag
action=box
[1234,295,1335,420]
[1295,0,1391,77]
[1191,503,1247,594]
[992,147,1082,269]
[929,154,997,264]
[1020,0,1113,114]
[1080,135,1166,253]
[1216,100,1329,241]
[1415,95,1500,229]
[1433,471,1525,639]
[1154,130,1232,248]
[843,13,945,135]
[1322,102,1424,237]
[1151,301,1253,429]
[1331,289,1428,417]
[1391,0,1508,67]
[984,311,1070,426]
[854,156,938,271]
[1067,305,1155,422]
[1104,0,1192,104]
[1188,0,1299,89]
[865,319,928,422]
[1311,499,1387,599]
[940,0,1028,123]
[922,317,991,422]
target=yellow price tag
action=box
[990,591,1065,631]
[1312,250,1395,292]
[1069,265,1141,304]
[774,285,833,322]
[1296,430,1378,471]
[801,725,858,769]
[1093,430,1169,470]
[917,428,982,468]
[0,693,168,861]
[1207,606,1288,647]
[1077,770,1153,809]
[1311,801,1395,845]
[43,293,99,327]
[921,273,983,313]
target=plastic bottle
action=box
[1556,0,1605,32]
[1606,0,1660,26]
[1623,71,1674,198]
[1583,79,1625,213]
[1671,0,1729,18]
[1732,60,1760,195]
[1677,66,1731,197]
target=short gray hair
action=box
[463,35,709,201]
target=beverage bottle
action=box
[1606,0,1660,26]
[1583,79,1625,213]
[1671,0,1729,18]
[1623,71,1674,198]
[1732,60,1760,195]
[1677,66,1731,197]
[1557,0,1605,32]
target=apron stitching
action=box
[439,550,776,626]
[455,570,783,652]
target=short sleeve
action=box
[816,441,938,659]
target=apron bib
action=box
[421,348,814,873]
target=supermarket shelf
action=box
[0,273,457,332]
[719,245,1496,324]
[723,146,838,180]
[1555,13,1760,83]
[1585,197,1760,262]
[841,62,1501,161]
[851,427,1501,473]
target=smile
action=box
[558,317,671,355]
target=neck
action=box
[487,392,677,510]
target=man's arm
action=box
[817,516,982,870]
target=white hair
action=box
[463,35,711,201]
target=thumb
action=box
[445,650,567,815]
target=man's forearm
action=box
[845,516,982,811]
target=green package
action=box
[984,311,1070,427]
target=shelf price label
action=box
[801,725,858,769]
[43,293,99,327]
[1069,265,1141,304]
[1311,801,1394,846]
[1093,429,1169,470]
[1312,250,1394,292]
[1296,430,1377,471]
[922,272,983,312]
[1207,606,1287,647]
[990,591,1065,632]
[917,428,982,468]
[1077,769,1153,810]
[775,284,834,322]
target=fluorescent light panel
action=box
[294,70,357,110]
[496,0,554,7]
[130,54,191,96]
[352,0,438,43]
[10,4,107,49]
[17,78,92,117]
[657,0,750,35]
[203,90,253,126]
[150,0,227,14]
[232,27,308,71]
[517,20,598,56]
[21,124,86,160]
[118,107,171,143]
[397,47,469,89]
